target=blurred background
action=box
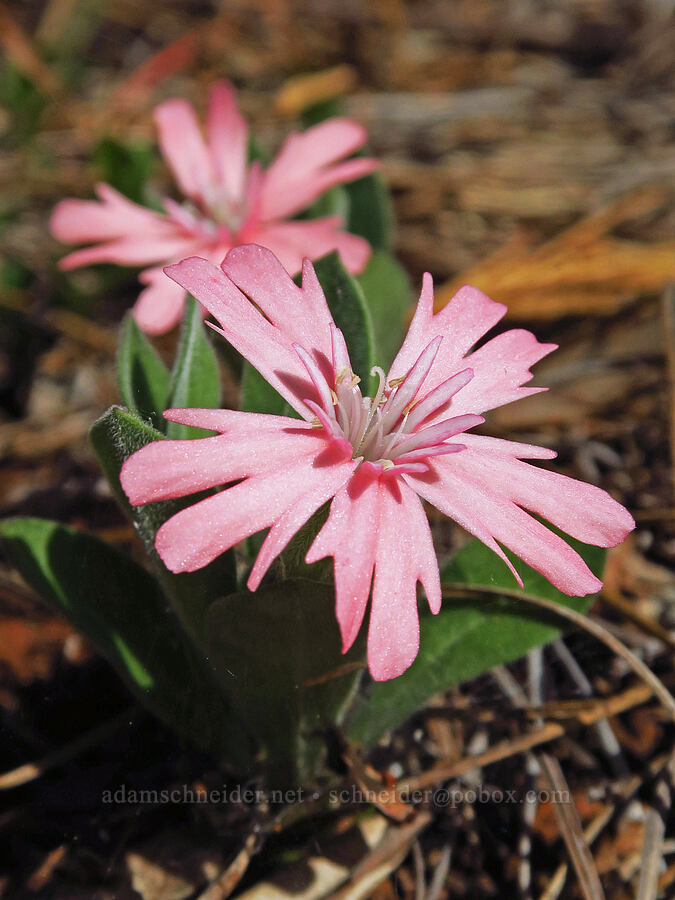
[1,1,675,898]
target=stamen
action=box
[371,366,387,407]
[378,336,442,434]
[379,410,410,459]
[352,366,386,455]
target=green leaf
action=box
[0,517,253,766]
[0,64,46,146]
[165,296,220,439]
[92,137,155,205]
[313,251,375,388]
[356,252,412,370]
[300,97,342,128]
[207,578,365,788]
[305,184,350,221]
[347,537,605,748]
[90,406,237,640]
[241,364,295,418]
[241,252,376,412]
[344,171,394,252]
[248,134,271,166]
[117,314,170,430]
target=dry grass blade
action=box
[197,833,259,900]
[327,811,432,900]
[635,808,665,900]
[441,584,675,721]
[539,754,606,900]
[540,754,673,900]
[235,817,389,900]
[426,844,452,900]
[663,283,675,497]
[0,1,62,95]
[275,65,358,116]
[435,189,675,319]
[539,805,614,900]
[412,840,425,900]
[600,590,675,651]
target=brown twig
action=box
[400,682,656,793]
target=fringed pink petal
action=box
[162,407,309,433]
[164,255,319,418]
[459,433,557,460]
[448,437,635,548]
[50,184,171,245]
[389,279,556,419]
[154,98,215,205]
[247,445,357,589]
[58,234,199,270]
[388,279,507,396]
[367,478,441,681]
[448,330,557,416]
[307,467,441,677]
[409,460,606,597]
[154,448,342,573]
[121,426,331,505]
[253,218,372,275]
[307,464,381,652]
[220,244,335,352]
[259,118,376,220]
[207,80,248,202]
[132,267,188,335]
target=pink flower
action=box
[50,82,377,334]
[120,245,634,681]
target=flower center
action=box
[298,331,481,477]
[334,366,401,464]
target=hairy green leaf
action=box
[165,296,220,439]
[313,251,375,388]
[356,251,412,370]
[207,578,365,788]
[117,314,170,429]
[0,517,252,766]
[90,406,237,639]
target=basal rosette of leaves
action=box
[1,90,634,791]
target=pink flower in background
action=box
[120,245,634,681]
[50,82,377,334]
